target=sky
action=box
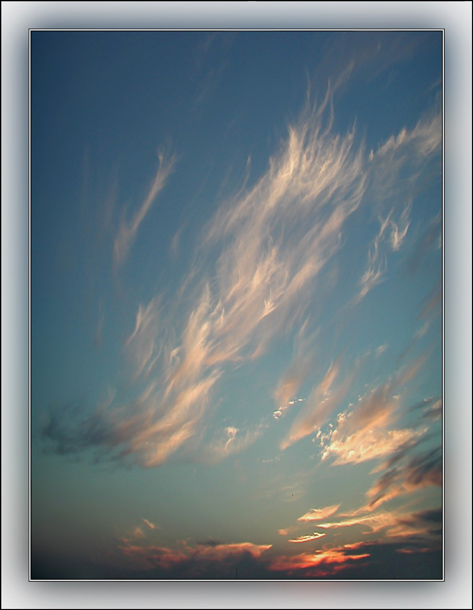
[31,30,443,580]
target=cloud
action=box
[355,197,410,304]
[289,533,326,543]
[375,344,388,357]
[362,445,442,511]
[274,538,442,579]
[298,504,341,522]
[398,284,441,361]
[201,424,265,463]
[117,538,272,578]
[44,89,369,467]
[389,199,411,251]
[375,112,442,160]
[281,355,356,450]
[323,427,422,467]
[318,505,442,541]
[269,547,370,578]
[403,446,442,488]
[43,83,441,471]
[408,214,442,276]
[128,373,222,468]
[356,109,441,303]
[408,396,442,422]
[420,399,442,422]
[313,32,436,99]
[370,430,432,474]
[420,289,442,320]
[317,512,399,533]
[273,321,314,419]
[109,507,441,579]
[114,150,176,268]
[319,392,442,519]
[355,212,390,303]
[189,541,272,561]
[42,367,222,467]
[125,298,162,380]
[318,357,429,466]
[201,88,367,367]
[190,33,235,107]
[196,538,224,547]
[118,543,188,571]
[131,527,145,539]
[142,518,157,530]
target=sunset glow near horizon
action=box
[31,30,443,580]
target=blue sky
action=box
[31,30,443,580]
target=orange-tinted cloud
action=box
[43,83,441,473]
[289,533,326,543]
[319,357,429,466]
[118,539,272,573]
[298,504,341,522]
[318,506,442,542]
[118,543,188,571]
[281,356,357,450]
[273,321,314,420]
[269,546,369,577]
[190,541,272,561]
[142,518,157,530]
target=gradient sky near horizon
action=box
[31,30,443,580]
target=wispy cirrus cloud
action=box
[114,150,176,268]
[201,424,266,464]
[125,298,162,380]
[197,89,367,368]
[44,90,367,467]
[314,32,436,98]
[43,82,441,471]
[190,33,235,107]
[419,288,442,320]
[390,199,412,251]
[355,198,411,304]
[355,211,391,303]
[375,112,442,161]
[356,109,441,303]
[43,366,221,467]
